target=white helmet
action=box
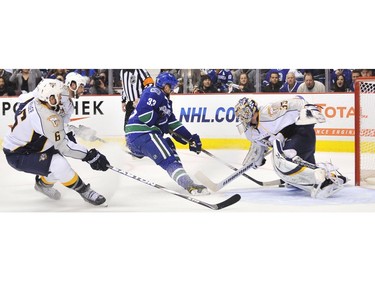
[36,78,64,109]
[65,72,86,98]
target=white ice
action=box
[1,140,375,212]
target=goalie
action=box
[234,96,348,198]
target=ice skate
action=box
[78,183,106,205]
[187,184,210,196]
[34,176,61,200]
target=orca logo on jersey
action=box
[48,115,60,127]
[160,105,171,117]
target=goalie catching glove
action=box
[82,148,110,171]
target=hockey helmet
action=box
[36,78,64,108]
[155,72,178,90]
[235,97,258,124]
[65,72,86,98]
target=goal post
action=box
[355,77,375,186]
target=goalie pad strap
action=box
[272,139,326,191]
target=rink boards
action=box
[0,92,355,152]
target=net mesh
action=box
[358,81,375,181]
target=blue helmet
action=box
[155,72,178,90]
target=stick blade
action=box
[195,171,222,192]
[215,194,241,210]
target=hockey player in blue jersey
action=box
[125,72,209,196]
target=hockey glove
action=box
[82,149,110,171]
[296,104,326,125]
[188,134,202,154]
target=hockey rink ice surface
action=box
[2,141,375,212]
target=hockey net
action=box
[355,77,375,185]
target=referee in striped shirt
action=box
[119,69,154,132]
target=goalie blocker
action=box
[272,139,348,198]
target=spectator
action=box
[74,69,96,90]
[262,69,289,86]
[0,68,12,85]
[360,69,373,77]
[331,74,350,92]
[279,72,302,93]
[207,69,233,92]
[0,69,16,93]
[330,69,352,89]
[0,77,16,96]
[89,72,109,94]
[193,74,218,93]
[233,69,255,85]
[231,72,255,93]
[304,69,326,85]
[297,72,326,93]
[261,71,282,92]
[47,69,69,80]
[9,69,42,95]
[288,69,305,82]
[349,69,361,92]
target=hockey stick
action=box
[169,131,283,189]
[200,149,284,187]
[194,161,257,192]
[107,165,241,210]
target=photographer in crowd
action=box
[89,72,109,94]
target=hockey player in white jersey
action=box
[17,72,100,142]
[58,72,102,142]
[2,79,110,205]
[234,95,348,198]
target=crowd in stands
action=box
[0,68,373,97]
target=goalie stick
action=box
[169,131,283,188]
[200,148,283,187]
[107,165,241,210]
[195,161,258,192]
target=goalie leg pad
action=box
[273,139,348,198]
[272,139,326,195]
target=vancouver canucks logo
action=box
[160,105,171,117]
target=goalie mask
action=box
[235,97,258,125]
